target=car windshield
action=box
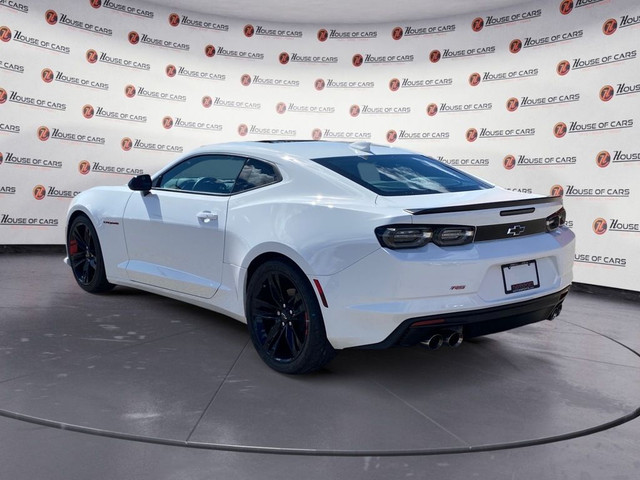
[312,154,492,196]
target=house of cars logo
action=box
[82,105,94,119]
[506,98,519,112]
[204,45,215,57]
[600,85,614,102]
[86,49,98,64]
[317,29,328,41]
[575,252,626,267]
[554,122,567,138]
[466,128,478,142]
[389,78,400,92]
[314,79,325,91]
[349,105,360,117]
[162,116,174,129]
[391,27,403,40]
[472,17,484,32]
[37,126,50,141]
[352,54,363,67]
[125,85,136,97]
[238,124,248,136]
[559,0,573,14]
[166,65,176,77]
[469,73,481,86]
[509,39,522,53]
[427,104,438,116]
[592,218,607,235]
[202,96,212,108]
[386,130,397,143]
[276,102,287,114]
[429,50,441,63]
[312,128,322,140]
[241,74,252,86]
[0,26,12,42]
[129,32,189,50]
[503,155,516,170]
[78,160,91,175]
[121,137,132,151]
[45,10,58,25]
[602,18,617,35]
[279,52,290,65]
[563,185,630,198]
[244,24,254,37]
[596,151,611,168]
[128,31,139,44]
[0,152,62,169]
[33,185,46,200]
[557,60,571,76]
[93,1,154,18]
[550,185,564,197]
[168,13,180,26]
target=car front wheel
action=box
[67,215,114,293]
[246,260,335,374]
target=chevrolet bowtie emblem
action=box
[507,225,526,236]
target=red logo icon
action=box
[162,116,174,129]
[466,128,478,142]
[503,155,516,170]
[426,103,438,116]
[276,102,287,114]
[0,26,12,42]
[86,49,98,64]
[599,85,614,102]
[557,60,570,76]
[0,88,7,104]
[168,13,180,26]
[317,29,328,41]
[386,130,397,143]
[550,185,564,197]
[33,185,46,200]
[90,0,102,8]
[349,105,360,117]
[244,24,254,37]
[82,104,94,119]
[279,52,290,65]
[554,122,567,138]
[37,126,50,141]
[311,128,322,140]
[391,27,403,40]
[314,78,325,91]
[509,39,522,54]
[45,10,58,25]
[238,124,248,136]
[429,50,441,63]
[41,68,54,83]
[602,18,617,35]
[240,74,252,86]
[472,17,484,32]
[204,45,216,57]
[389,78,400,92]
[166,64,177,77]
[121,137,133,151]
[79,161,91,175]
[202,96,212,108]
[125,85,136,98]
[469,72,481,86]
[592,218,607,235]
[559,0,573,15]
[596,151,611,168]
[128,31,139,45]
[352,54,364,67]
[506,97,519,112]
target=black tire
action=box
[67,215,114,293]
[246,260,335,374]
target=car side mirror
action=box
[128,174,152,194]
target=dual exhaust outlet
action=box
[420,329,463,350]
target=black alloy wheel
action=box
[67,215,114,293]
[247,260,335,374]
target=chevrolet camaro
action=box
[65,141,574,373]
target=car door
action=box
[122,154,247,298]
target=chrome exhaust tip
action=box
[444,330,463,348]
[548,303,563,320]
[421,334,443,350]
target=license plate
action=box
[502,260,540,294]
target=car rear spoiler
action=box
[405,196,563,216]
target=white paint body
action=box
[66,141,575,349]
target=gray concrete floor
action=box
[0,252,638,479]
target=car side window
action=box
[156,155,247,195]
[232,159,281,193]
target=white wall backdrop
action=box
[0,0,638,291]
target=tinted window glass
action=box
[312,154,492,196]
[157,155,246,194]
[232,159,281,193]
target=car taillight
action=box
[546,207,567,232]
[375,225,475,249]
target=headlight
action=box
[375,225,475,249]
[546,207,567,232]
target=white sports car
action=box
[65,141,574,373]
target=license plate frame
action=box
[501,260,540,294]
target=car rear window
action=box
[312,154,492,196]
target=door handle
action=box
[196,211,218,224]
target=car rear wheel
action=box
[246,260,335,374]
[67,215,114,293]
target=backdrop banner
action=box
[0,0,638,291]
